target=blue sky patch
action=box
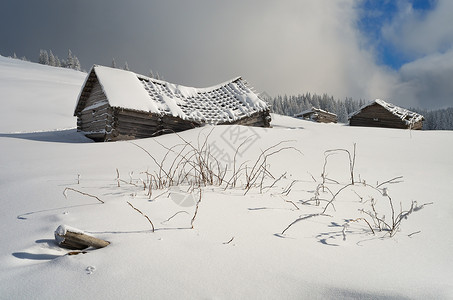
[357,0,437,69]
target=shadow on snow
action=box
[0,128,93,144]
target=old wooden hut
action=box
[349,99,424,130]
[294,107,338,123]
[74,65,271,141]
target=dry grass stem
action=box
[281,213,332,235]
[161,211,189,224]
[127,201,155,232]
[376,176,404,188]
[279,196,300,210]
[223,237,235,244]
[63,187,104,204]
[191,188,202,229]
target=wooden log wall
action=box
[315,112,337,123]
[104,108,200,141]
[77,81,113,141]
[224,110,271,127]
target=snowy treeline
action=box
[111,57,163,80]
[9,52,29,62]
[38,49,81,71]
[412,107,453,130]
[111,58,130,71]
[266,93,365,123]
[267,94,453,130]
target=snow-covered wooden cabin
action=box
[349,99,424,130]
[294,107,338,123]
[74,66,271,141]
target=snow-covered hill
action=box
[0,55,86,132]
[0,56,452,299]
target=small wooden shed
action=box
[349,99,424,130]
[74,65,271,141]
[294,107,338,123]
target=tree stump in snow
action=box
[54,225,110,250]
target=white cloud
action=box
[78,0,453,109]
[391,49,453,108]
[4,0,451,109]
[183,0,397,103]
[154,0,449,109]
[382,0,453,57]
[369,0,453,108]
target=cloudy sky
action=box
[1,0,452,109]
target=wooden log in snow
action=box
[54,225,110,250]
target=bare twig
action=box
[63,187,104,204]
[322,144,356,185]
[408,231,421,237]
[161,211,190,224]
[279,195,300,210]
[223,237,235,244]
[191,188,202,229]
[376,176,404,188]
[320,183,354,214]
[127,201,155,232]
[281,213,331,235]
[308,172,317,182]
[349,218,375,235]
[282,180,298,196]
[119,179,141,187]
[262,172,287,191]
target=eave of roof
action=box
[294,107,337,118]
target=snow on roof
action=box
[349,99,424,125]
[294,107,336,118]
[94,66,160,114]
[76,65,269,125]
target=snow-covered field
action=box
[1,56,452,299]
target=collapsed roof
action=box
[74,65,269,125]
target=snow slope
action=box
[0,56,452,299]
[0,55,86,132]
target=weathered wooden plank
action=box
[81,103,110,113]
[223,111,270,127]
[115,108,156,119]
[116,116,160,127]
[55,225,110,250]
[80,120,107,132]
[80,115,108,126]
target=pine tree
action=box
[74,56,81,71]
[48,50,56,67]
[112,58,117,68]
[149,69,155,78]
[66,49,74,69]
[337,101,348,123]
[39,49,49,65]
[123,61,129,71]
[54,55,61,67]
